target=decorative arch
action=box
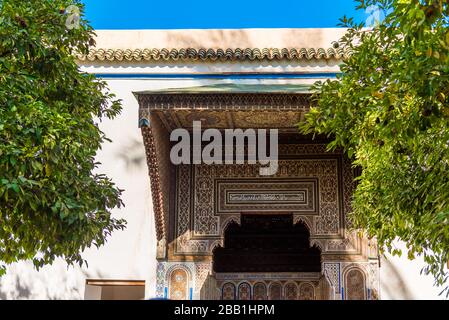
[284,282,299,300]
[310,239,324,252]
[343,267,367,300]
[222,282,236,300]
[298,282,315,300]
[166,264,193,300]
[268,282,283,300]
[253,282,267,300]
[237,282,251,300]
[168,267,189,300]
[213,214,321,273]
[165,264,193,283]
[209,239,223,252]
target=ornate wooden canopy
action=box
[137,90,313,242]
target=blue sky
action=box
[83,0,366,29]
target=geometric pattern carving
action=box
[157,261,378,300]
[368,262,380,300]
[80,47,351,63]
[174,144,360,255]
[158,109,305,133]
[145,102,380,300]
[176,165,191,237]
[216,279,323,301]
[156,262,166,298]
[195,159,340,236]
[161,138,380,299]
[216,178,318,214]
[220,215,241,234]
[253,282,267,300]
[141,126,166,241]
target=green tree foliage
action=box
[0,0,125,275]
[301,0,449,293]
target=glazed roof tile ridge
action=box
[77,47,351,62]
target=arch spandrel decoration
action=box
[169,268,189,300]
[298,283,315,300]
[222,282,236,300]
[344,268,366,300]
[284,282,299,300]
[237,282,251,300]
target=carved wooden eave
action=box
[137,90,314,242]
[141,125,166,241]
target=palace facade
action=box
[1,28,442,300]
[78,28,380,300]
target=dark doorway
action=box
[213,214,321,273]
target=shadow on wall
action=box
[0,261,104,300]
[380,255,413,299]
[0,274,31,300]
[116,138,146,171]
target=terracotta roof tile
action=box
[77,47,350,62]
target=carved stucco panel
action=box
[174,145,360,256]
